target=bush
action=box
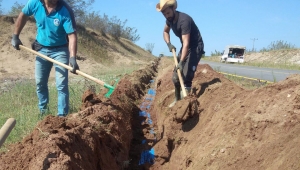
[145,43,155,54]
[260,40,296,52]
[6,0,140,42]
[0,0,2,14]
[8,2,24,16]
[211,49,222,56]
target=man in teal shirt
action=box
[11,0,80,117]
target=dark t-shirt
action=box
[166,11,203,49]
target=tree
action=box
[64,0,140,42]
[8,2,24,16]
[145,43,155,54]
[0,0,3,15]
[122,26,140,42]
[64,0,94,19]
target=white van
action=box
[220,45,246,63]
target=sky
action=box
[2,0,300,57]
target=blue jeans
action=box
[35,46,69,116]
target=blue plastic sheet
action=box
[149,128,155,134]
[138,86,156,166]
[148,89,156,95]
[145,97,153,101]
[139,148,155,165]
[139,111,146,117]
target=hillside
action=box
[245,49,300,64]
[0,15,155,81]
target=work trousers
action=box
[35,46,69,116]
[172,46,203,88]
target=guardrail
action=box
[0,118,16,147]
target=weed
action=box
[36,127,50,138]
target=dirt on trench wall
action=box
[149,57,300,170]
[0,59,159,170]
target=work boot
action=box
[168,87,181,108]
[185,87,192,94]
[38,107,50,120]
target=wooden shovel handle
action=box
[0,118,16,147]
[19,45,105,86]
[172,49,187,97]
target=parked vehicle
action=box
[220,45,246,63]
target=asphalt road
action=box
[200,60,300,82]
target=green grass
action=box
[241,61,300,70]
[0,65,140,152]
[223,73,270,89]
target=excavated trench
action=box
[0,58,160,170]
[2,57,300,170]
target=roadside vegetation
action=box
[5,0,140,43]
[223,73,271,89]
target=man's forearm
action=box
[163,32,171,44]
[68,32,77,57]
[14,12,28,35]
[180,45,189,61]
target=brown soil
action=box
[0,59,159,170]
[151,58,300,170]
[1,57,300,170]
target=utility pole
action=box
[250,38,258,52]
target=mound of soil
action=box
[1,56,300,170]
[0,59,159,170]
[150,58,300,170]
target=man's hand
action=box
[167,43,176,52]
[11,34,23,50]
[69,56,79,74]
[177,60,183,73]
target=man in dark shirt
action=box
[156,0,204,107]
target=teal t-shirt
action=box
[22,0,76,46]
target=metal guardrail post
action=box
[0,118,16,147]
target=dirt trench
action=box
[1,57,300,170]
[0,58,159,170]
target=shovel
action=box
[0,118,16,147]
[172,49,187,98]
[19,45,115,98]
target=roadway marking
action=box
[219,72,274,84]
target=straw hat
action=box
[156,0,177,12]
